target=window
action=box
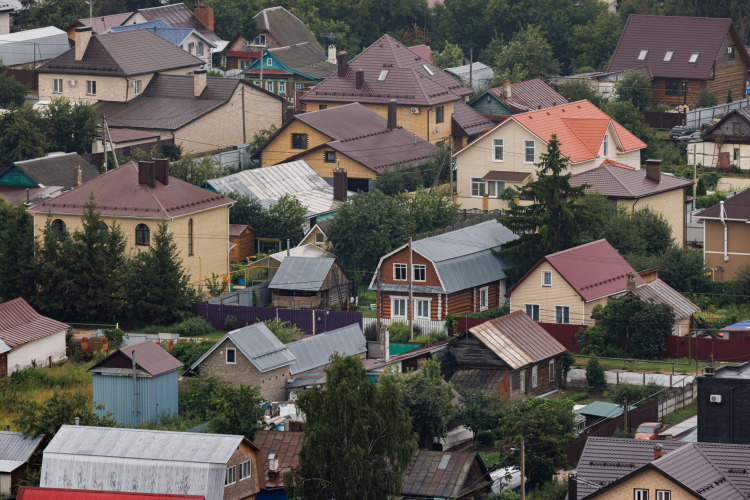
[733,121,741,135]
[265,80,274,92]
[479,286,488,311]
[415,299,430,319]
[86,80,96,96]
[324,151,336,163]
[637,49,648,61]
[225,466,236,486]
[665,79,684,96]
[549,360,555,382]
[226,347,236,364]
[519,370,526,394]
[471,177,485,197]
[436,105,444,123]
[394,263,407,281]
[291,133,308,149]
[602,134,608,156]
[413,264,426,282]
[96,222,108,241]
[240,59,249,69]
[53,78,63,94]
[378,70,389,81]
[728,45,735,60]
[735,148,740,162]
[132,79,141,95]
[135,223,150,246]
[295,82,305,90]
[315,232,325,244]
[239,460,253,480]
[252,34,266,46]
[278,81,287,94]
[525,304,539,321]
[197,42,204,56]
[555,306,570,324]
[51,219,66,234]
[487,181,505,197]
[531,365,538,388]
[689,52,700,64]
[253,80,261,87]
[392,298,406,318]
[524,141,535,163]
[634,490,648,500]
[266,57,273,67]
[422,64,434,76]
[663,50,674,63]
[493,139,504,161]
[542,270,552,287]
[319,104,327,110]
[656,491,670,500]
[188,218,193,256]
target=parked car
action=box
[670,125,695,140]
[635,422,665,440]
[678,131,702,142]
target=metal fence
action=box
[207,283,270,307]
[686,99,750,128]
[642,111,685,130]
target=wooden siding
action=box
[230,227,255,262]
[449,334,510,369]
[650,78,705,106]
[470,94,514,118]
[380,248,441,287]
[299,225,328,247]
[225,440,263,500]
[706,31,750,104]
[509,261,588,325]
[0,352,6,376]
[380,291,441,321]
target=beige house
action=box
[29,160,233,284]
[695,188,750,280]
[453,100,646,211]
[298,219,331,248]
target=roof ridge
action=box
[605,164,638,197]
[90,34,127,76]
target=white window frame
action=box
[53,78,63,94]
[519,370,526,394]
[278,81,287,94]
[524,141,535,163]
[392,297,407,319]
[226,347,236,364]
[86,80,96,96]
[689,52,700,64]
[225,465,236,486]
[471,177,485,197]
[197,42,204,56]
[531,365,538,388]
[634,489,648,500]
[265,80,274,92]
[549,359,555,382]
[602,133,608,156]
[542,270,552,287]
[378,69,389,81]
[655,491,670,500]
[493,138,504,161]
[637,49,648,61]
[393,263,407,281]
[239,460,253,480]
[414,298,431,319]
[266,57,273,67]
[294,82,305,90]
[524,304,540,321]
[253,80,262,87]
[663,50,674,63]
[728,45,735,60]
[252,34,266,46]
[133,79,141,95]
[188,42,194,54]
[413,264,426,282]
[479,286,488,311]
[555,305,570,324]
[734,147,740,162]
[314,232,325,244]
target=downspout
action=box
[427,108,431,143]
[730,385,736,442]
[720,200,728,261]
[132,350,138,427]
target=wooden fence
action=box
[642,111,685,130]
[364,317,446,335]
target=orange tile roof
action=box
[600,158,636,170]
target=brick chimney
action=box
[654,445,663,460]
[73,164,82,187]
[355,68,364,90]
[194,4,214,32]
[75,27,92,62]
[194,69,207,97]
[138,161,155,188]
[387,99,397,130]
[327,44,337,64]
[154,158,169,186]
[503,80,512,99]
[626,273,637,293]
[333,167,347,202]
[337,51,348,78]
[645,159,661,183]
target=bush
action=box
[467,302,510,319]
[526,479,568,500]
[388,321,422,342]
[477,430,494,445]
[568,392,589,402]
[696,177,707,196]
[174,316,214,337]
[729,163,742,174]
[612,427,636,438]
[412,330,449,345]
[224,315,239,331]
[585,356,607,391]
[608,382,664,405]
[263,318,304,344]
[103,328,125,350]
[171,340,215,367]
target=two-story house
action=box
[453,100,646,211]
[688,107,750,170]
[470,78,568,123]
[121,3,222,47]
[696,188,750,280]
[299,34,494,149]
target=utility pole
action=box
[260,50,264,83]
[520,436,525,500]
[241,85,247,143]
[469,48,473,89]
[376,271,381,331]
[623,397,629,432]
[408,235,413,341]
[449,135,453,204]
[102,115,119,170]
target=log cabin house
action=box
[269,256,350,310]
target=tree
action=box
[555,79,601,106]
[264,194,307,245]
[658,246,709,293]
[207,383,266,440]
[560,350,575,387]
[614,69,652,111]
[455,391,505,449]
[399,359,455,448]
[727,89,733,104]
[399,188,458,235]
[431,42,463,69]
[568,10,622,72]
[0,200,38,302]
[492,28,561,83]
[497,135,593,281]
[0,72,28,109]
[34,216,78,320]
[44,98,99,154]
[698,88,718,108]
[226,192,266,227]
[169,154,231,186]
[0,105,46,164]
[599,100,658,161]
[585,355,606,391]
[245,124,278,165]
[284,355,417,500]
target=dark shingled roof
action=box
[301,34,472,106]
[88,340,183,377]
[570,163,693,198]
[0,298,69,348]
[696,188,750,220]
[255,6,323,52]
[486,78,568,113]
[252,430,303,489]
[402,450,491,499]
[37,29,204,77]
[10,152,98,190]
[132,3,220,43]
[607,15,750,80]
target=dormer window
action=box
[378,70,389,81]
[637,49,648,61]
[266,58,273,67]
[603,134,608,156]
[422,64,434,76]
[689,52,700,64]
[663,51,674,63]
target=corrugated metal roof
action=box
[577,401,626,419]
[446,62,495,89]
[0,431,44,463]
[13,152,99,190]
[190,323,295,373]
[110,20,213,48]
[286,323,366,375]
[655,445,745,500]
[16,487,204,500]
[73,12,133,34]
[254,6,323,52]
[570,164,693,198]
[0,27,69,67]
[252,430,303,489]
[0,298,69,348]
[401,450,489,499]
[696,188,750,220]
[269,257,336,292]
[633,279,700,321]
[408,44,431,63]
[468,311,566,369]
[87,340,183,377]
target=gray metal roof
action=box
[190,323,295,373]
[633,279,700,321]
[286,324,366,375]
[0,431,43,466]
[269,257,336,292]
[445,62,495,89]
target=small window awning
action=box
[482,171,531,182]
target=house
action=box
[0,2,14,35]
[16,488,204,500]
[697,362,750,444]
[0,27,69,69]
[189,322,366,401]
[571,437,750,499]
[550,68,647,103]
[40,425,264,500]
[445,62,495,90]
[251,430,303,499]
[507,239,645,326]
[363,338,453,378]
[453,100,646,211]
[408,44,432,63]
[91,128,162,158]
[469,78,568,123]
[95,71,284,155]
[369,220,518,323]
[298,219,331,248]
[109,20,216,69]
[253,103,438,192]
[0,152,98,204]
[248,244,332,281]
[29,160,234,284]
[442,311,566,398]
[36,28,205,103]
[632,279,699,337]
[299,34,494,148]
[569,160,694,245]
[607,15,750,107]
[269,257,350,310]
[0,298,68,376]
[230,224,255,262]
[87,341,183,427]
[695,188,750,280]
[401,450,492,500]
[222,35,259,72]
[121,3,222,47]
[0,431,44,497]
[688,106,750,170]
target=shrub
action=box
[729,163,742,174]
[171,340,215,367]
[263,318,304,344]
[388,322,422,342]
[477,430,494,445]
[224,315,239,331]
[608,382,664,405]
[174,316,214,337]
[568,392,589,402]
[696,177,707,196]
[612,427,636,438]
[467,302,510,319]
[444,314,458,333]
[412,330,449,345]
[103,328,125,350]
[364,322,386,342]
[585,356,607,391]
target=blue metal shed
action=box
[87,341,183,427]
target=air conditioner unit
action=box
[710,394,722,403]
[67,79,76,86]
[410,107,420,114]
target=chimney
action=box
[654,445,663,460]
[138,161,156,188]
[327,44,337,64]
[568,472,577,500]
[387,99,397,130]
[74,417,80,426]
[193,4,214,32]
[333,167,348,202]
[503,80,512,99]
[75,27,93,62]
[74,164,82,187]
[645,159,662,183]
[154,158,169,186]
[268,453,279,475]
[194,69,207,97]
[337,51,348,78]
[355,68,364,90]
[626,273,637,293]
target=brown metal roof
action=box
[72,12,133,34]
[37,29,204,77]
[696,188,750,220]
[133,3,220,43]
[301,34,472,107]
[229,224,248,236]
[487,78,568,113]
[0,298,69,348]
[99,128,160,143]
[481,170,531,182]
[252,430,303,489]
[401,450,490,499]
[255,6,323,53]
[633,279,699,321]
[570,164,693,199]
[29,161,233,219]
[452,100,494,137]
[88,340,183,377]
[468,311,566,370]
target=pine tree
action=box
[35,216,77,320]
[0,200,38,302]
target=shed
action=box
[401,450,492,499]
[0,431,44,497]
[269,257,350,310]
[87,341,182,427]
[16,487,205,499]
[248,244,332,281]
[0,27,69,68]
[229,224,255,262]
[576,401,629,427]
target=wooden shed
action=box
[269,256,350,310]
[229,224,255,262]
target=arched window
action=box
[188,218,193,256]
[135,223,150,246]
[51,219,66,234]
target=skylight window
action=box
[663,51,674,63]
[378,69,389,81]
[637,49,648,61]
[422,64,434,76]
[689,52,700,64]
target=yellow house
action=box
[29,160,233,284]
[298,220,332,249]
[453,100,646,211]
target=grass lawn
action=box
[479,451,501,468]
[573,356,716,374]
[662,400,697,428]
[356,287,376,318]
